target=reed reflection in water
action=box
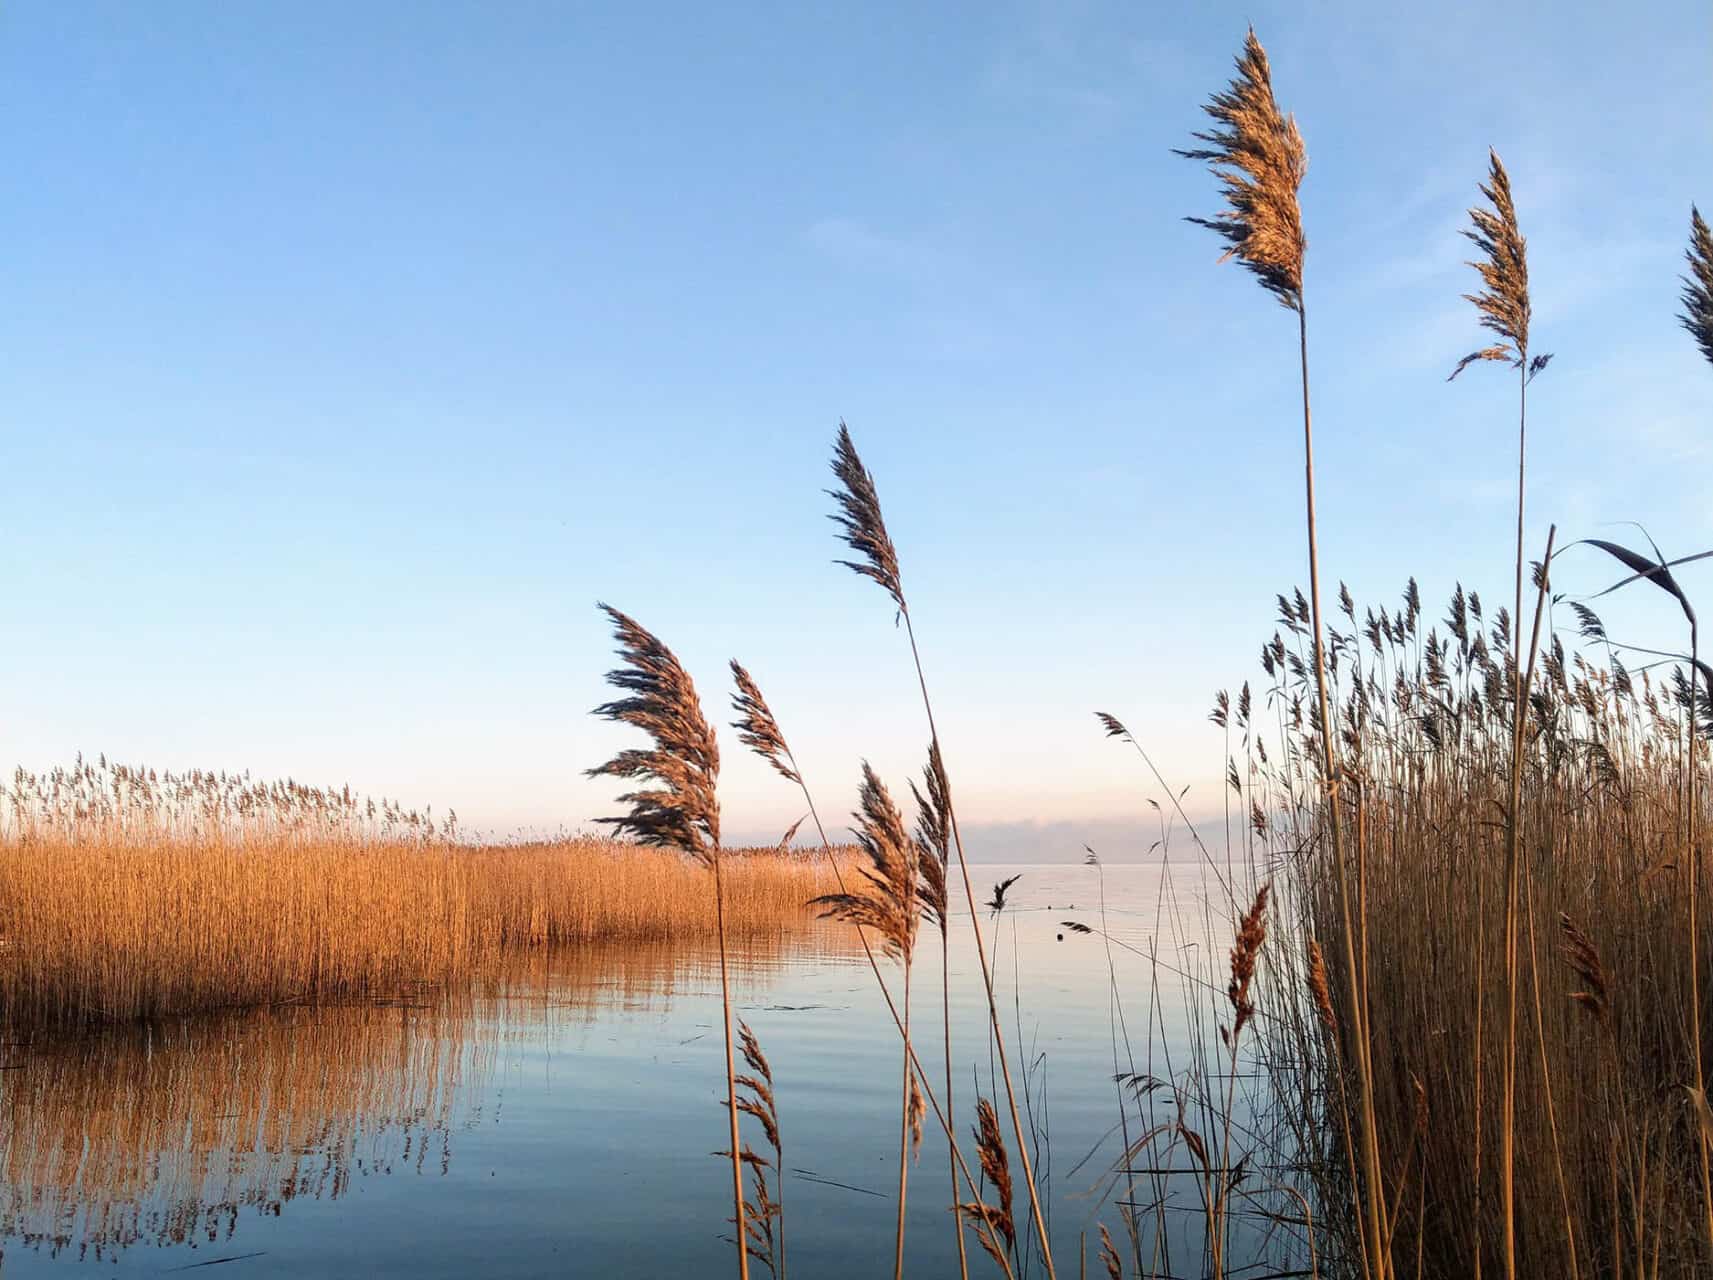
[0,933,842,1269]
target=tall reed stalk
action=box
[1450,148,1548,1280]
[586,604,747,1280]
[1680,204,1713,1252]
[1177,28,1388,1278]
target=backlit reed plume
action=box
[958,1098,1017,1273]
[1449,149,1548,1280]
[1682,207,1713,367]
[734,1021,785,1279]
[1174,26,1306,311]
[1449,151,1537,382]
[588,604,721,859]
[730,662,801,787]
[811,764,919,961]
[828,424,1054,1277]
[812,764,922,1280]
[828,422,904,612]
[1180,31,1387,1278]
[587,604,746,1280]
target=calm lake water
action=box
[0,862,1297,1278]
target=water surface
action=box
[1,862,1295,1277]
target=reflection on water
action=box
[0,933,855,1271]
[0,865,1289,1278]
[1,1001,484,1259]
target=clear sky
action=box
[3,3,1709,854]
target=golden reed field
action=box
[0,758,837,1032]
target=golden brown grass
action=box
[1236,577,1713,1278]
[0,831,836,1031]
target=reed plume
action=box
[1098,1223,1123,1280]
[587,604,721,860]
[811,764,919,961]
[1449,151,1535,382]
[1307,938,1336,1031]
[1557,913,1608,1025]
[958,1098,1017,1272]
[828,422,904,612]
[1225,882,1270,1045]
[730,662,801,786]
[828,424,1054,1276]
[1174,26,1306,311]
[1681,207,1713,368]
[734,1021,785,1279]
[588,604,746,1280]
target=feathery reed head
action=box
[1557,911,1609,1024]
[810,763,919,959]
[1099,1223,1123,1279]
[987,873,1022,917]
[1225,882,1271,1043]
[907,1071,925,1162]
[1177,27,1307,312]
[586,604,721,860]
[1450,149,1534,380]
[909,743,952,930]
[1306,937,1336,1031]
[1681,205,1713,368]
[828,423,904,611]
[957,1097,1016,1266]
[735,1020,781,1155]
[729,661,800,786]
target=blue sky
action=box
[2,2,1708,852]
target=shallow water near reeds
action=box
[0,862,1291,1278]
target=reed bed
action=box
[1235,579,1713,1278]
[0,828,836,1031]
